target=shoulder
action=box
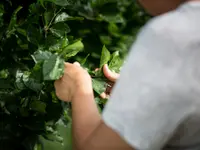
[139,8,198,47]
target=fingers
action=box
[103,64,120,82]
[95,68,100,72]
[64,62,71,66]
[64,62,80,67]
[100,92,106,99]
[100,92,110,99]
[54,80,60,97]
[73,61,80,66]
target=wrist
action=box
[71,86,93,102]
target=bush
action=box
[0,0,149,150]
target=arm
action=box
[72,91,133,150]
[54,19,190,150]
[54,62,133,150]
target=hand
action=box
[99,64,120,99]
[54,62,93,102]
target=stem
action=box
[46,7,63,30]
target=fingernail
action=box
[74,62,80,66]
[95,68,99,71]
[100,92,106,99]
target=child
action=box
[54,0,200,150]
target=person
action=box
[54,0,200,149]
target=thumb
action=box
[103,64,119,82]
[73,61,81,66]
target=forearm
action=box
[54,62,131,149]
[71,90,101,150]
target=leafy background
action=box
[0,0,150,150]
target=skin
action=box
[54,0,197,150]
[100,64,120,99]
[138,0,187,16]
[54,63,130,150]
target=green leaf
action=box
[20,98,30,108]
[80,54,90,66]
[43,54,64,80]
[6,6,23,37]
[16,28,27,37]
[100,35,112,45]
[44,11,54,26]
[61,40,84,59]
[47,37,69,52]
[50,22,70,38]
[47,0,74,6]
[0,69,9,79]
[27,25,42,45]
[42,131,63,143]
[98,13,125,23]
[30,62,43,82]
[8,6,23,29]
[92,78,106,95]
[0,4,4,27]
[22,72,43,92]
[55,12,84,23]
[95,97,103,112]
[108,23,121,37]
[109,51,123,73]
[29,100,46,113]
[15,70,26,90]
[37,0,45,8]
[34,143,43,150]
[100,45,110,68]
[29,3,42,14]
[32,50,52,63]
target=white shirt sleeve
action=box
[102,19,194,150]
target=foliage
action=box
[0,0,149,150]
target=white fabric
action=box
[102,1,200,150]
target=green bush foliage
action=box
[0,0,149,150]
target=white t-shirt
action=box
[102,1,200,150]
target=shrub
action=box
[0,0,149,150]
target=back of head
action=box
[138,0,195,16]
